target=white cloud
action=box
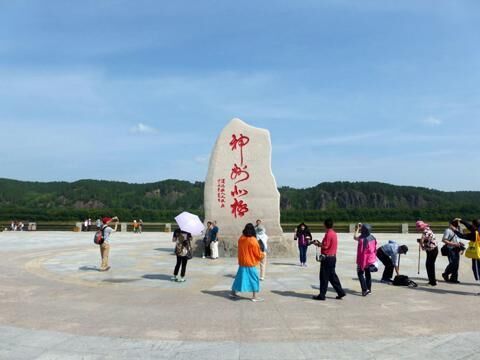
[422,116,442,126]
[194,155,209,164]
[129,123,158,135]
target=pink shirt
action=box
[321,229,338,255]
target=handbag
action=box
[465,232,480,259]
[440,244,449,257]
[315,247,325,262]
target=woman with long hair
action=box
[294,223,312,267]
[231,223,265,302]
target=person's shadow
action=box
[271,290,312,299]
[201,290,239,300]
[142,274,172,281]
[78,266,99,271]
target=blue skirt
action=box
[232,266,260,293]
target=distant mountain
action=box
[0,178,478,222]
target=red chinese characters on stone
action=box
[229,134,250,166]
[230,164,250,184]
[230,198,249,218]
[217,178,226,208]
[226,133,252,217]
[230,185,248,198]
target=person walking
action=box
[171,230,192,282]
[99,216,119,271]
[294,223,312,267]
[354,223,377,296]
[255,219,269,280]
[231,223,265,302]
[209,221,220,260]
[138,219,143,234]
[416,220,438,286]
[133,220,139,234]
[312,218,346,301]
[454,219,480,281]
[376,240,409,283]
[442,219,464,284]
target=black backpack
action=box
[393,275,417,287]
[93,226,106,245]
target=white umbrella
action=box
[174,211,205,236]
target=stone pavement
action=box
[1,231,480,359]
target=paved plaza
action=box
[1,230,480,359]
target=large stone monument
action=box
[204,118,295,256]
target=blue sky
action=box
[1,0,479,191]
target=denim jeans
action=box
[444,248,460,281]
[299,245,308,264]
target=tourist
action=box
[95,218,101,229]
[83,219,88,232]
[312,218,346,301]
[171,229,192,282]
[133,220,139,233]
[202,222,212,258]
[453,219,480,281]
[139,219,143,233]
[376,240,408,283]
[209,221,220,259]
[98,216,119,271]
[18,222,24,231]
[231,223,265,302]
[354,223,377,296]
[294,223,312,267]
[88,218,92,231]
[255,219,268,280]
[442,219,464,284]
[10,221,15,231]
[416,220,438,286]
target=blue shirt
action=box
[381,240,399,265]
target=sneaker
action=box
[367,289,372,295]
[312,294,326,301]
[176,277,186,282]
[260,277,265,281]
[202,256,206,259]
[336,294,346,300]
[362,291,369,297]
[251,297,264,302]
[170,276,177,281]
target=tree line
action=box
[0,178,478,222]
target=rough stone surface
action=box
[204,118,295,256]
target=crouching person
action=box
[376,240,408,283]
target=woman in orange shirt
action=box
[231,223,265,302]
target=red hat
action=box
[102,217,112,224]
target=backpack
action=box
[393,275,417,287]
[94,226,106,245]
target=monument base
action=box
[192,234,298,258]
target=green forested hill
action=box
[0,178,478,222]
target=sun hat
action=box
[416,221,429,231]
